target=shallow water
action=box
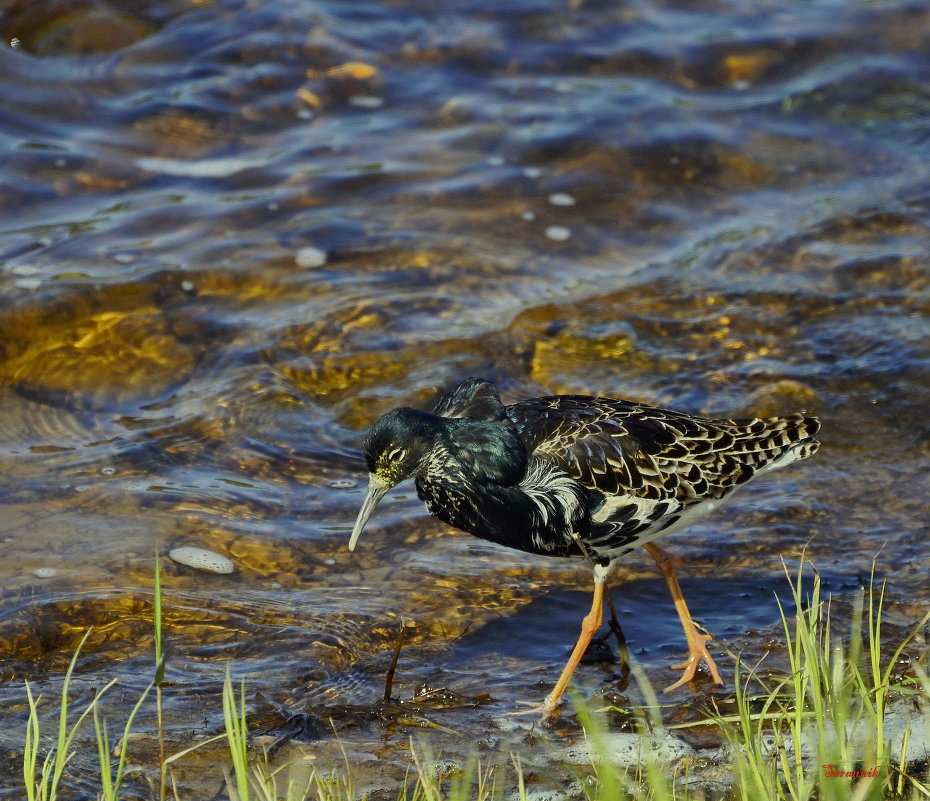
[1,0,929,796]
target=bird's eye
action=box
[386,447,406,462]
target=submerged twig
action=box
[383,619,407,703]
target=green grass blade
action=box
[223,663,250,801]
[153,551,164,687]
[23,681,41,801]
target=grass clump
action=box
[22,561,160,801]
[23,629,117,801]
[693,558,930,801]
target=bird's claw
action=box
[506,695,563,721]
[663,630,722,692]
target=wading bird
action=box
[348,378,819,716]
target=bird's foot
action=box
[663,630,722,692]
[508,693,564,721]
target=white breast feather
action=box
[518,459,583,550]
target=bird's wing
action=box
[432,377,508,421]
[506,395,819,505]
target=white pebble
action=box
[296,246,327,268]
[544,225,572,241]
[113,253,134,264]
[180,279,195,292]
[11,264,39,276]
[548,192,576,207]
[520,210,536,221]
[168,546,235,574]
[487,155,505,167]
[523,166,542,178]
[33,567,58,579]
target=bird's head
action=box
[348,407,438,551]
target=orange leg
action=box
[644,542,722,692]
[543,573,605,715]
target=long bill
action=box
[348,474,391,551]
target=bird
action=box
[348,377,820,716]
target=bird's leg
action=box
[603,588,626,646]
[573,535,627,660]
[600,589,630,665]
[601,587,631,684]
[643,542,722,692]
[543,573,605,716]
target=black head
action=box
[349,407,440,551]
[363,407,438,484]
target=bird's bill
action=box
[348,474,391,551]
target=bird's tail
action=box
[734,414,821,475]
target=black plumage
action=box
[349,378,820,715]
